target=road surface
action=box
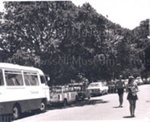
[14,84,150,122]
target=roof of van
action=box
[0,62,44,75]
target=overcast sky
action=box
[0,0,150,29]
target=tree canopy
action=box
[0,1,149,85]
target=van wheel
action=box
[12,105,21,120]
[63,99,67,107]
[40,100,47,112]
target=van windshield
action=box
[0,69,4,86]
[40,75,47,84]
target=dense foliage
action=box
[0,1,150,84]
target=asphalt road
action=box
[14,84,150,122]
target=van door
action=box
[40,75,50,102]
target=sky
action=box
[0,0,150,29]
[72,0,150,29]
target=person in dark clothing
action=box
[115,75,125,107]
[126,76,139,117]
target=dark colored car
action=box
[76,90,91,101]
[69,83,90,101]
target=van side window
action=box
[5,70,23,86]
[24,72,39,86]
[0,69,4,86]
[40,76,46,84]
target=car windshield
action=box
[89,83,100,87]
[74,86,81,91]
[51,87,62,93]
[69,84,82,91]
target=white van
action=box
[0,63,50,119]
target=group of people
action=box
[115,75,139,117]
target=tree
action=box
[1,1,149,85]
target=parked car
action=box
[134,77,143,85]
[87,82,108,96]
[76,90,90,101]
[49,85,78,106]
[69,83,90,101]
[107,81,117,93]
[143,77,150,84]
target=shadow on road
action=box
[123,115,135,118]
[48,99,109,110]
[74,99,109,106]
[112,106,121,108]
[0,112,39,122]
[13,98,109,120]
[48,98,109,110]
[146,100,150,103]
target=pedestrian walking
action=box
[126,76,139,117]
[115,75,125,107]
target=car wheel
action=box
[87,95,91,100]
[105,90,108,94]
[63,99,68,107]
[12,104,21,120]
[101,91,104,95]
[75,95,79,102]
